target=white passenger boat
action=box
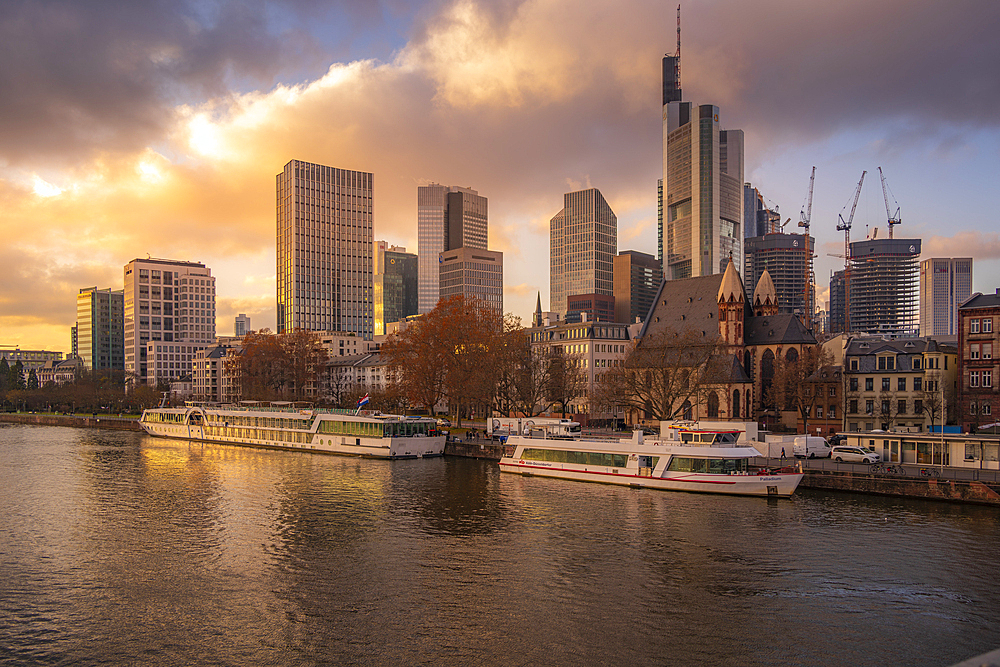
[140,402,445,459]
[499,423,803,498]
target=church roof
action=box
[753,269,777,305]
[639,274,725,341]
[717,257,745,303]
[744,314,817,346]
[704,353,753,385]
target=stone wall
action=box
[801,470,1000,506]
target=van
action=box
[793,435,832,459]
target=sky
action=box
[2,0,999,353]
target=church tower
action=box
[752,269,779,317]
[717,257,745,347]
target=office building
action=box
[613,250,662,324]
[744,233,815,321]
[439,247,503,313]
[124,258,215,385]
[277,159,374,337]
[234,313,251,338]
[0,349,63,372]
[566,294,615,323]
[920,257,973,337]
[76,286,124,372]
[743,184,781,238]
[417,184,488,314]
[374,241,418,335]
[550,188,617,319]
[830,270,846,334]
[848,239,921,336]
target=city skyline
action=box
[2,0,1000,352]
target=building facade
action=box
[417,184,487,314]
[744,233,815,321]
[830,270,846,334]
[374,242,418,335]
[743,183,781,239]
[566,294,615,324]
[958,291,1000,432]
[277,159,374,338]
[124,258,214,385]
[439,247,503,313]
[234,313,251,338]
[847,238,921,335]
[550,188,616,319]
[76,286,124,372]
[0,349,63,372]
[920,257,973,337]
[613,250,662,324]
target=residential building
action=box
[124,258,215,385]
[613,250,662,324]
[566,294,615,324]
[744,233,815,322]
[847,238,921,335]
[374,241,418,335]
[234,313,251,338]
[417,184,487,314]
[843,337,957,433]
[36,358,82,386]
[76,286,124,372]
[958,290,1000,432]
[830,270,846,334]
[324,352,389,405]
[317,331,370,357]
[276,159,373,338]
[920,257,973,337]
[439,247,503,313]
[743,184,781,239]
[192,344,235,403]
[796,365,843,437]
[550,188,616,319]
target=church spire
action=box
[533,291,543,327]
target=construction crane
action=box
[878,166,901,238]
[836,171,866,333]
[797,167,816,326]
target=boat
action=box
[140,402,445,459]
[498,422,803,497]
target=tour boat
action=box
[499,422,803,497]
[140,403,445,459]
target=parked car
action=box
[436,418,452,428]
[831,446,880,463]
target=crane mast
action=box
[836,171,866,334]
[878,166,901,238]
[797,167,816,327]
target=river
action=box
[1,424,998,666]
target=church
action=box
[636,258,817,425]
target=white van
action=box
[793,436,832,459]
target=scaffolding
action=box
[848,239,921,335]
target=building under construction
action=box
[744,233,815,321]
[847,238,921,335]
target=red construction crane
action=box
[878,166,901,239]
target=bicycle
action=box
[919,467,939,478]
[885,464,906,476]
[868,463,886,474]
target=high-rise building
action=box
[417,184,487,314]
[613,250,662,324]
[743,184,781,238]
[920,257,973,336]
[744,233,815,321]
[830,270,846,334]
[661,44,744,279]
[234,313,251,338]
[848,238,921,335]
[124,258,215,385]
[566,294,615,323]
[550,188,617,319]
[277,159,374,337]
[76,287,124,372]
[439,247,503,313]
[374,241,418,335]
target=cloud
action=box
[924,232,1000,261]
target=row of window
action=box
[970,318,994,334]
[849,399,926,415]
[850,376,924,392]
[969,371,994,388]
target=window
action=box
[972,344,980,360]
[985,371,994,388]
[986,319,994,333]
[882,378,891,391]
[866,378,874,391]
[830,386,837,397]
[985,343,993,360]
[829,405,837,419]
[986,404,993,416]
[878,356,895,370]
[850,400,858,414]
[850,377,859,391]
[850,358,859,371]
[914,399,923,414]
[865,399,874,414]
[881,400,891,415]
[971,371,980,387]
[898,377,907,391]
[816,406,824,419]
[913,377,922,391]
[898,399,907,415]
[913,358,921,370]
[971,319,980,334]
[971,401,978,415]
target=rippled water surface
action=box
[2,424,999,666]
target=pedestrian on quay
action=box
[780,447,786,461]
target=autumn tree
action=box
[546,348,588,419]
[769,345,834,435]
[283,329,329,400]
[594,328,724,422]
[494,327,553,417]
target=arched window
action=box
[761,349,776,406]
[707,391,719,418]
[733,389,740,419]
[682,400,693,421]
[785,347,799,363]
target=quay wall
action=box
[0,413,143,431]
[800,470,1000,506]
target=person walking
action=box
[780,447,786,461]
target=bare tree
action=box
[545,348,587,419]
[495,327,553,417]
[769,346,834,435]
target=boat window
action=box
[667,457,747,473]
[681,433,694,443]
[521,448,628,467]
[719,433,737,444]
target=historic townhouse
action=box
[958,290,1000,432]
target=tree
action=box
[26,369,39,390]
[495,328,553,417]
[919,385,946,434]
[769,346,834,435]
[282,329,329,400]
[594,328,723,423]
[237,329,288,400]
[545,348,587,418]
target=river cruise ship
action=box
[140,403,445,459]
[499,423,803,497]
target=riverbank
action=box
[799,469,1000,506]
[0,412,142,431]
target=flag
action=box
[357,393,370,408]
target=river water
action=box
[1,424,998,666]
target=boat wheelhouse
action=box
[499,423,803,498]
[140,402,445,459]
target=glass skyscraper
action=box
[76,286,124,371]
[277,159,374,338]
[920,257,973,336]
[550,188,617,319]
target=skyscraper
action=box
[743,233,816,320]
[124,258,214,385]
[374,241,418,335]
[613,250,662,323]
[848,238,921,335]
[661,44,744,280]
[550,188,617,319]
[439,247,503,313]
[830,270,846,334]
[743,183,781,238]
[920,257,973,337]
[417,184,487,314]
[234,313,251,338]
[277,159,374,338]
[76,286,124,371]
